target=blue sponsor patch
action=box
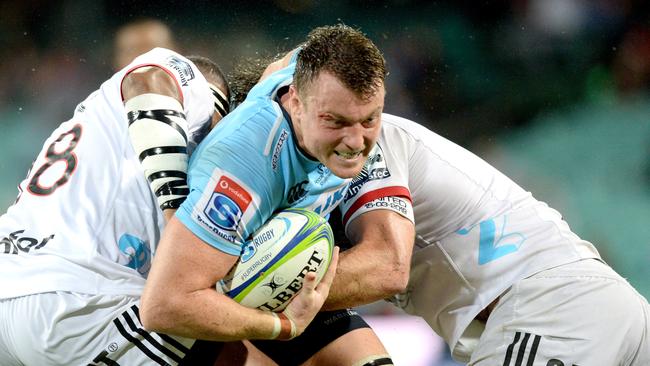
[205,192,244,230]
[118,234,152,276]
[457,216,526,265]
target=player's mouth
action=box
[334,150,363,160]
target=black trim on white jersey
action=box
[130,305,190,355]
[503,331,542,366]
[121,311,183,363]
[89,305,197,365]
[105,305,189,366]
[113,318,169,365]
[88,351,120,366]
[90,350,121,366]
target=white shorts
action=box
[0,292,219,365]
[467,259,650,365]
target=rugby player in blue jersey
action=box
[141,25,395,366]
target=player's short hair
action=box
[187,55,231,102]
[294,24,386,101]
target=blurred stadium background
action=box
[1,1,648,364]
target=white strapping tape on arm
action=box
[125,93,189,210]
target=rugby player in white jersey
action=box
[0,47,338,365]
[326,114,650,365]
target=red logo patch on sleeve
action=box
[215,175,252,211]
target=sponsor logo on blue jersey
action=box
[206,193,243,230]
[314,164,331,185]
[313,185,348,215]
[204,175,252,231]
[271,130,289,171]
[200,174,253,244]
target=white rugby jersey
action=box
[340,113,601,355]
[0,48,214,299]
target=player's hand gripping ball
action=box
[217,208,334,312]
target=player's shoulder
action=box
[381,113,427,136]
[191,99,289,176]
[120,48,206,88]
[375,113,419,149]
[246,58,296,102]
[216,95,285,145]
[380,113,454,148]
[214,54,296,144]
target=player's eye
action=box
[362,117,377,128]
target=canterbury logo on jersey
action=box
[0,230,55,255]
[91,305,190,366]
[287,180,308,204]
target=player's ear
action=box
[287,85,304,117]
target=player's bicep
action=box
[148,216,238,291]
[121,66,181,102]
[141,216,239,330]
[342,193,414,234]
[347,208,415,254]
[176,143,270,255]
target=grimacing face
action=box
[287,71,385,179]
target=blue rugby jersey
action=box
[176,56,350,256]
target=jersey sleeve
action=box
[175,98,287,256]
[339,129,415,235]
[119,47,213,141]
[175,141,268,255]
[175,56,296,256]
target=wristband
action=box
[270,312,296,340]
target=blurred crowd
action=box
[0,1,648,363]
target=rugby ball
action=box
[217,208,334,312]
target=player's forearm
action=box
[140,287,278,341]
[141,217,302,341]
[323,210,415,310]
[323,243,409,310]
